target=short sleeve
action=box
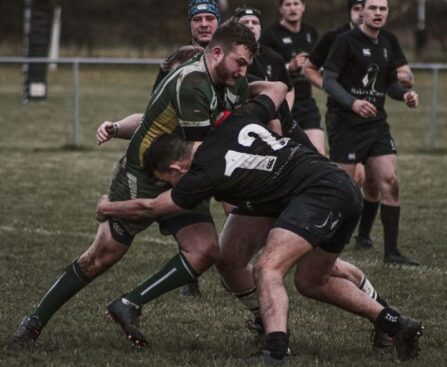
[385,31,408,69]
[171,165,214,209]
[324,34,350,74]
[309,31,336,68]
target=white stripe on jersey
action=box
[176,57,208,116]
[178,118,211,127]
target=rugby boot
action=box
[106,297,149,347]
[384,250,420,267]
[179,280,201,297]
[244,347,291,366]
[245,317,265,347]
[393,316,423,361]
[9,315,42,349]
[354,235,373,249]
[371,325,394,353]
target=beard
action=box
[215,58,235,87]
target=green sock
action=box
[124,253,199,306]
[33,260,91,326]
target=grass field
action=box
[0,65,446,366]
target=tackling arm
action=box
[96,190,184,221]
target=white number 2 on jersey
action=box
[224,124,290,177]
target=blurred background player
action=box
[303,0,416,258]
[234,5,294,110]
[322,0,420,266]
[261,0,325,155]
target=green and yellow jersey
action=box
[126,54,249,170]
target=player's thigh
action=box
[220,214,276,266]
[295,247,339,287]
[256,228,313,277]
[367,154,397,179]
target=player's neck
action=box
[360,23,381,39]
[280,19,302,33]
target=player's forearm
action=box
[322,70,356,108]
[249,81,288,110]
[303,60,323,89]
[100,198,156,220]
[387,81,409,101]
[397,65,414,89]
[114,114,143,139]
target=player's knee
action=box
[381,174,399,200]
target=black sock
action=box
[265,331,289,360]
[33,259,92,326]
[357,200,379,238]
[380,204,400,255]
[376,307,401,336]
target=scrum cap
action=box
[234,5,262,22]
[347,0,364,10]
[188,0,222,24]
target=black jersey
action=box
[248,45,293,91]
[261,22,318,100]
[310,25,407,70]
[324,27,401,126]
[171,95,338,214]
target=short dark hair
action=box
[206,21,258,56]
[143,134,192,175]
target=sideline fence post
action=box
[72,60,80,147]
[429,67,439,149]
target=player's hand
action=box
[294,52,309,69]
[96,194,110,222]
[96,121,117,145]
[352,100,377,119]
[403,91,418,108]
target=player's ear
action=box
[168,161,183,173]
[212,46,225,62]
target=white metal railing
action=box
[0,57,445,148]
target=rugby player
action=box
[303,0,416,255]
[322,0,420,266]
[97,82,423,364]
[260,0,325,155]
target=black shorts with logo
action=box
[327,113,397,164]
[291,97,323,131]
[272,171,362,254]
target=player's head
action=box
[188,0,222,46]
[206,22,257,87]
[143,134,195,186]
[362,0,388,31]
[347,0,364,26]
[234,6,262,42]
[279,0,306,24]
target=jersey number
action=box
[224,124,290,176]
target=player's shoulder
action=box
[379,29,401,46]
[177,56,211,90]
